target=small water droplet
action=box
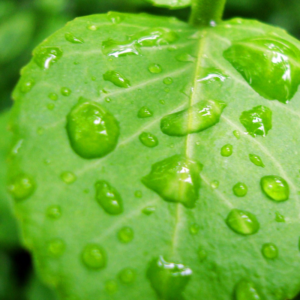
[197,248,207,262]
[34,46,63,69]
[66,99,120,159]
[60,172,77,184]
[87,24,97,31]
[261,175,289,202]
[118,227,134,243]
[226,209,260,235]
[105,280,118,294]
[221,144,233,157]
[161,100,226,136]
[61,87,72,96]
[163,77,173,85]
[44,159,51,165]
[119,268,136,284]
[176,53,196,62]
[142,206,156,215]
[95,181,123,215]
[48,93,58,101]
[234,280,262,300]
[103,70,131,88]
[275,211,285,222]
[262,243,278,259]
[249,154,265,167]
[134,190,142,198]
[65,32,84,44]
[47,103,55,110]
[8,174,35,201]
[139,132,159,148]
[105,97,112,103]
[197,68,229,84]
[47,238,65,257]
[20,79,35,93]
[159,100,165,105]
[240,106,272,137]
[233,182,248,197]
[211,180,219,189]
[147,256,192,300]
[81,244,106,270]
[148,63,162,74]
[46,205,62,219]
[107,11,125,24]
[138,106,153,118]
[142,155,202,208]
[233,130,240,139]
[189,223,200,235]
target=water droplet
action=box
[107,11,125,24]
[224,36,300,103]
[221,144,233,157]
[105,97,112,103]
[34,46,63,69]
[65,32,84,44]
[148,63,162,74]
[142,155,202,208]
[44,159,51,165]
[159,100,165,105]
[234,280,262,300]
[66,99,119,159]
[161,100,226,136]
[275,211,285,222]
[147,256,192,300]
[87,24,97,31]
[163,77,173,85]
[119,268,136,284]
[189,223,200,235]
[8,174,35,201]
[211,180,219,189]
[262,243,278,259]
[60,172,77,184]
[61,87,71,96]
[260,176,289,202]
[48,93,58,101]
[46,205,62,219]
[142,206,156,215]
[103,70,130,88]
[233,130,240,139]
[249,154,265,167]
[105,280,118,294]
[197,249,207,262]
[139,132,159,148]
[95,181,123,215]
[197,68,229,84]
[20,79,35,93]
[47,103,55,110]
[233,182,248,197]
[138,106,153,118]
[176,53,196,62]
[134,190,142,198]
[118,227,134,243]
[226,209,260,235]
[240,106,272,137]
[47,238,65,257]
[81,244,106,270]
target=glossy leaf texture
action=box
[144,0,191,9]
[9,13,300,300]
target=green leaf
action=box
[144,0,191,9]
[9,12,300,299]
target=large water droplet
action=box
[233,182,248,197]
[107,11,125,24]
[149,63,162,74]
[138,106,153,118]
[197,68,229,84]
[240,106,272,137]
[221,144,233,157]
[103,70,131,88]
[95,181,123,215]
[226,209,260,235]
[119,268,136,284]
[249,154,265,167]
[161,100,226,136]
[65,32,84,44]
[234,280,262,300]
[8,174,35,201]
[261,243,278,259]
[142,155,202,208]
[118,227,134,243]
[66,99,119,159]
[224,36,300,103]
[139,132,158,148]
[81,244,106,270]
[46,205,62,220]
[47,238,65,257]
[34,46,63,69]
[147,256,192,300]
[260,176,289,202]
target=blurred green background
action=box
[0,0,300,298]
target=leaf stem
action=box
[189,0,227,27]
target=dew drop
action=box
[81,244,106,270]
[118,226,134,243]
[142,206,156,215]
[47,103,55,111]
[60,172,77,184]
[240,106,272,137]
[20,79,35,93]
[34,46,63,69]
[105,280,118,294]
[275,211,285,222]
[46,205,62,220]
[139,132,159,148]
[221,144,233,157]
[233,182,248,197]
[161,100,226,136]
[119,268,136,284]
[48,93,58,101]
[8,174,35,201]
[226,209,260,235]
[87,24,97,31]
[249,154,265,167]
[95,180,123,215]
[233,130,240,139]
[197,68,229,84]
[260,175,289,202]
[148,63,162,74]
[103,70,131,88]
[147,256,192,300]
[159,100,165,105]
[47,238,65,257]
[138,106,153,118]
[211,180,219,189]
[107,11,125,24]
[189,223,200,235]
[66,99,119,159]
[197,249,207,262]
[163,77,173,85]
[61,87,72,96]
[262,243,278,259]
[65,32,84,44]
[142,155,202,208]
[176,53,196,62]
[234,280,262,300]
[105,97,112,103]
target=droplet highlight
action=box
[34,46,63,69]
[249,154,265,167]
[148,63,162,74]
[65,32,84,44]
[261,243,278,259]
[260,175,289,202]
[138,106,153,118]
[8,174,35,201]
[233,182,248,197]
[139,132,158,148]
[221,144,233,157]
[60,172,77,184]
[234,280,262,300]
[103,70,131,88]
[82,244,106,270]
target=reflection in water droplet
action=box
[105,280,118,294]
[66,99,119,159]
[138,106,153,118]
[119,268,136,284]
[139,132,159,148]
[61,87,71,96]
[142,155,202,208]
[221,144,233,157]
[47,238,65,257]
[198,249,207,262]
[234,280,262,300]
[233,130,240,139]
[47,205,62,219]
[275,211,285,222]
[34,46,63,69]
[262,243,278,259]
[149,63,162,74]
[107,11,125,24]
[48,93,58,101]
[147,256,192,300]
[224,36,300,103]
[163,77,173,85]
[8,174,35,201]
[226,209,260,235]
[60,172,77,184]
[161,100,226,136]
[233,182,248,197]
[20,79,35,93]
[95,181,123,215]
[176,53,196,62]
[249,154,265,167]
[189,223,200,235]
[103,70,131,88]
[142,206,156,215]
[240,106,272,137]
[211,180,219,189]
[82,244,106,270]
[197,68,229,84]
[118,227,134,243]
[65,32,84,44]
[260,176,289,201]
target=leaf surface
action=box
[144,0,191,9]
